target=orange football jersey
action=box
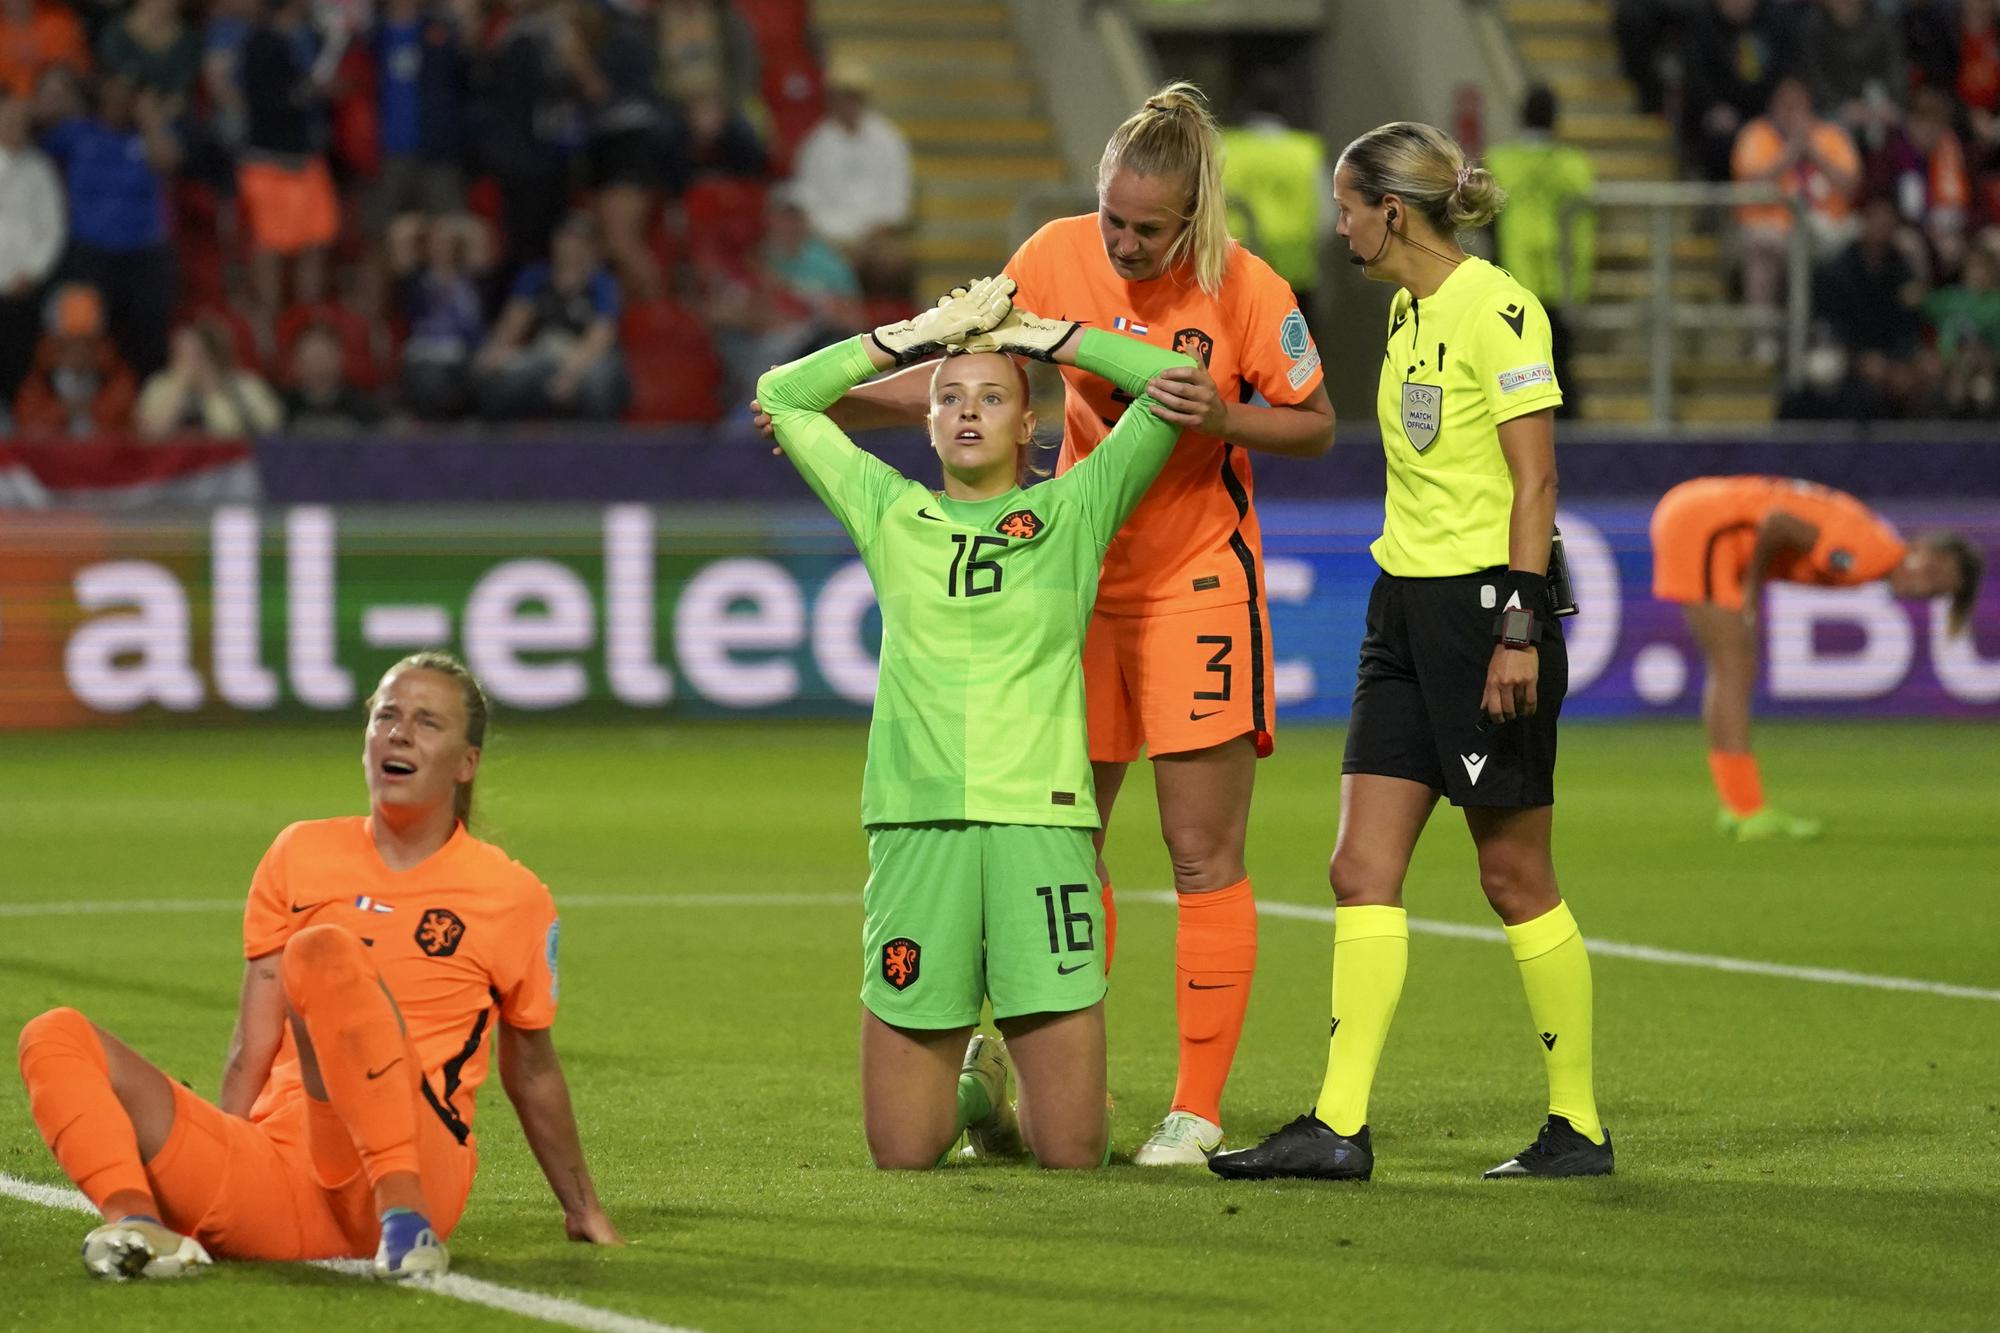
[1006,215,1323,615]
[242,818,559,1145]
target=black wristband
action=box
[1498,568,1549,616]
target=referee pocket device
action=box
[1548,526,1579,618]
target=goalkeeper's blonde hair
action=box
[1097,81,1232,298]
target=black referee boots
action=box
[1207,1113,1372,1181]
[1483,1114,1615,1178]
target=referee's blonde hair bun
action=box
[1338,121,1506,236]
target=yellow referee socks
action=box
[1504,900,1605,1144]
[1314,905,1408,1137]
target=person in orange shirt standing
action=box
[757,83,1336,1165]
[1651,476,1982,838]
[17,651,622,1280]
[0,0,89,99]
[1731,76,1861,344]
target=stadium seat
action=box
[620,299,725,423]
[274,302,382,390]
[684,180,768,272]
[735,0,822,173]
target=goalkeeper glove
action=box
[870,275,1014,365]
[959,308,1081,363]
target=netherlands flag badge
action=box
[1112,317,1150,335]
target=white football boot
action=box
[1133,1110,1224,1166]
[81,1217,212,1280]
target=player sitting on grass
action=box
[1650,476,1982,840]
[757,276,1197,1169]
[16,652,621,1280]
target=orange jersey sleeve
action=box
[1777,486,1907,587]
[243,818,560,1140]
[1006,216,1321,614]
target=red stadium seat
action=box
[620,299,725,423]
[274,302,382,390]
[684,180,768,271]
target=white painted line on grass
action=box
[6,889,1997,1004]
[0,1172,697,1333]
[1134,891,2000,1005]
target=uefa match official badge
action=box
[1401,382,1442,452]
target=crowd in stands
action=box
[1618,0,2000,418]
[0,0,915,438]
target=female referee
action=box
[1209,121,1613,1183]
[757,277,1196,1171]
[757,84,1335,1167]
[18,652,621,1279]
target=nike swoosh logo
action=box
[917,507,945,522]
[365,1058,402,1080]
[290,902,327,913]
[1056,961,1091,975]
[1188,709,1224,722]
[1186,980,1235,990]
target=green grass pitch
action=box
[1,720,1996,1331]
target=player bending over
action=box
[757,277,1196,1169]
[17,652,621,1279]
[1650,476,1981,839]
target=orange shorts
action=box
[143,1051,476,1260]
[1650,480,1758,612]
[237,157,340,256]
[1083,600,1276,763]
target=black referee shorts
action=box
[1341,570,1566,808]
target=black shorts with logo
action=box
[1341,570,1565,808]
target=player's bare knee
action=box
[1164,829,1243,893]
[1328,849,1394,906]
[1034,1140,1105,1170]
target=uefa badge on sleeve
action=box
[1401,383,1442,452]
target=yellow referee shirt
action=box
[1370,256,1563,577]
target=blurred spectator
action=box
[657,0,765,180]
[793,57,910,250]
[1485,83,1595,418]
[706,182,862,397]
[1960,0,2000,151]
[1733,76,1861,331]
[1221,69,1330,321]
[95,0,200,102]
[1612,0,1685,116]
[472,212,628,420]
[1681,0,1793,181]
[390,210,488,419]
[39,69,180,377]
[12,283,136,436]
[1925,243,2000,414]
[283,321,381,433]
[468,0,596,282]
[1777,337,1893,419]
[0,83,63,411]
[586,0,676,302]
[1816,196,1926,363]
[0,0,89,100]
[239,0,338,328]
[135,316,282,437]
[1795,0,1905,146]
[1873,86,1970,272]
[1903,0,1959,97]
[201,0,253,150]
[369,0,468,226]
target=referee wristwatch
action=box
[1493,607,1540,650]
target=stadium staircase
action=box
[811,0,1067,301]
[1501,0,1777,424]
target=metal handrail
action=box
[1564,180,1811,424]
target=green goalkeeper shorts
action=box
[861,821,1105,1030]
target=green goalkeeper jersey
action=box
[758,331,1193,829]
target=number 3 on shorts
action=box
[1035,884,1095,954]
[1195,634,1233,702]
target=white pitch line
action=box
[1133,891,2000,1005]
[5,889,1998,1004]
[0,1172,697,1333]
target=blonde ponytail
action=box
[1338,121,1506,237]
[1096,81,1234,298]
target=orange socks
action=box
[1170,878,1258,1125]
[18,1007,155,1217]
[1100,882,1118,977]
[281,925,422,1188]
[1708,750,1764,817]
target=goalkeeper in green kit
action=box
[757,276,1196,1170]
